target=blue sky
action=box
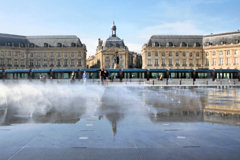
[0,0,239,56]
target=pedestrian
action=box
[82,71,88,85]
[71,71,75,80]
[99,68,105,85]
[104,69,109,85]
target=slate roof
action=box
[148,35,203,47]
[203,31,240,46]
[0,33,84,47]
[102,36,127,49]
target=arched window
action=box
[44,43,49,47]
[57,43,62,47]
[181,42,187,47]
[167,42,173,47]
[71,43,76,47]
[195,42,201,47]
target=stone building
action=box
[88,23,130,69]
[128,52,142,68]
[0,33,87,70]
[142,31,240,70]
[203,31,240,70]
[142,35,203,69]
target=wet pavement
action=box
[0,83,240,160]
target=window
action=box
[219,51,223,56]
[227,58,230,65]
[78,59,82,66]
[120,55,122,59]
[57,59,61,66]
[0,58,4,65]
[15,51,18,57]
[183,52,186,56]
[234,58,238,65]
[196,52,200,57]
[197,59,200,65]
[212,52,216,56]
[235,50,239,55]
[36,59,40,66]
[148,59,152,65]
[190,59,193,66]
[162,59,165,65]
[78,52,82,57]
[64,59,67,66]
[105,55,110,60]
[227,50,230,55]
[176,59,179,65]
[8,51,11,57]
[57,52,61,58]
[169,59,172,65]
[50,53,54,58]
[206,59,209,65]
[206,52,209,56]
[220,58,223,65]
[0,51,4,57]
[64,52,68,57]
[155,59,158,65]
[71,52,74,57]
[43,59,47,66]
[169,52,172,56]
[189,52,193,57]
[7,58,11,65]
[176,52,179,56]
[50,59,54,66]
[30,53,34,57]
[183,59,186,65]
[162,52,165,57]
[155,52,158,56]
[148,52,151,57]
[43,53,47,57]
[30,59,33,66]
[71,59,74,65]
[37,53,40,57]
[213,59,216,65]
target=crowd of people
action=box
[40,68,110,85]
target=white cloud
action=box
[127,43,142,53]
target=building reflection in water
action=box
[142,87,240,126]
[97,87,126,136]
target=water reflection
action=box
[0,85,240,130]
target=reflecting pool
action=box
[0,83,240,160]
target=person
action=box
[82,71,88,85]
[99,68,105,85]
[71,71,75,80]
[104,69,109,85]
[160,75,163,81]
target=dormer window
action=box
[7,42,12,46]
[30,43,35,48]
[44,43,49,47]
[220,41,225,45]
[71,43,76,47]
[195,42,201,47]
[167,42,173,47]
[57,43,62,47]
[154,42,159,47]
[181,42,187,47]
[20,43,25,47]
[235,39,239,44]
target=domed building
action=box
[88,22,130,69]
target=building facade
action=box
[142,31,240,70]
[87,23,130,69]
[203,31,240,70]
[142,35,203,69]
[0,34,87,70]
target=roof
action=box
[103,36,127,49]
[0,33,84,47]
[148,35,203,48]
[80,68,100,72]
[122,69,147,72]
[32,69,50,73]
[169,69,194,72]
[52,69,78,72]
[195,69,213,73]
[214,69,239,73]
[5,69,30,73]
[203,31,240,46]
[149,69,168,72]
